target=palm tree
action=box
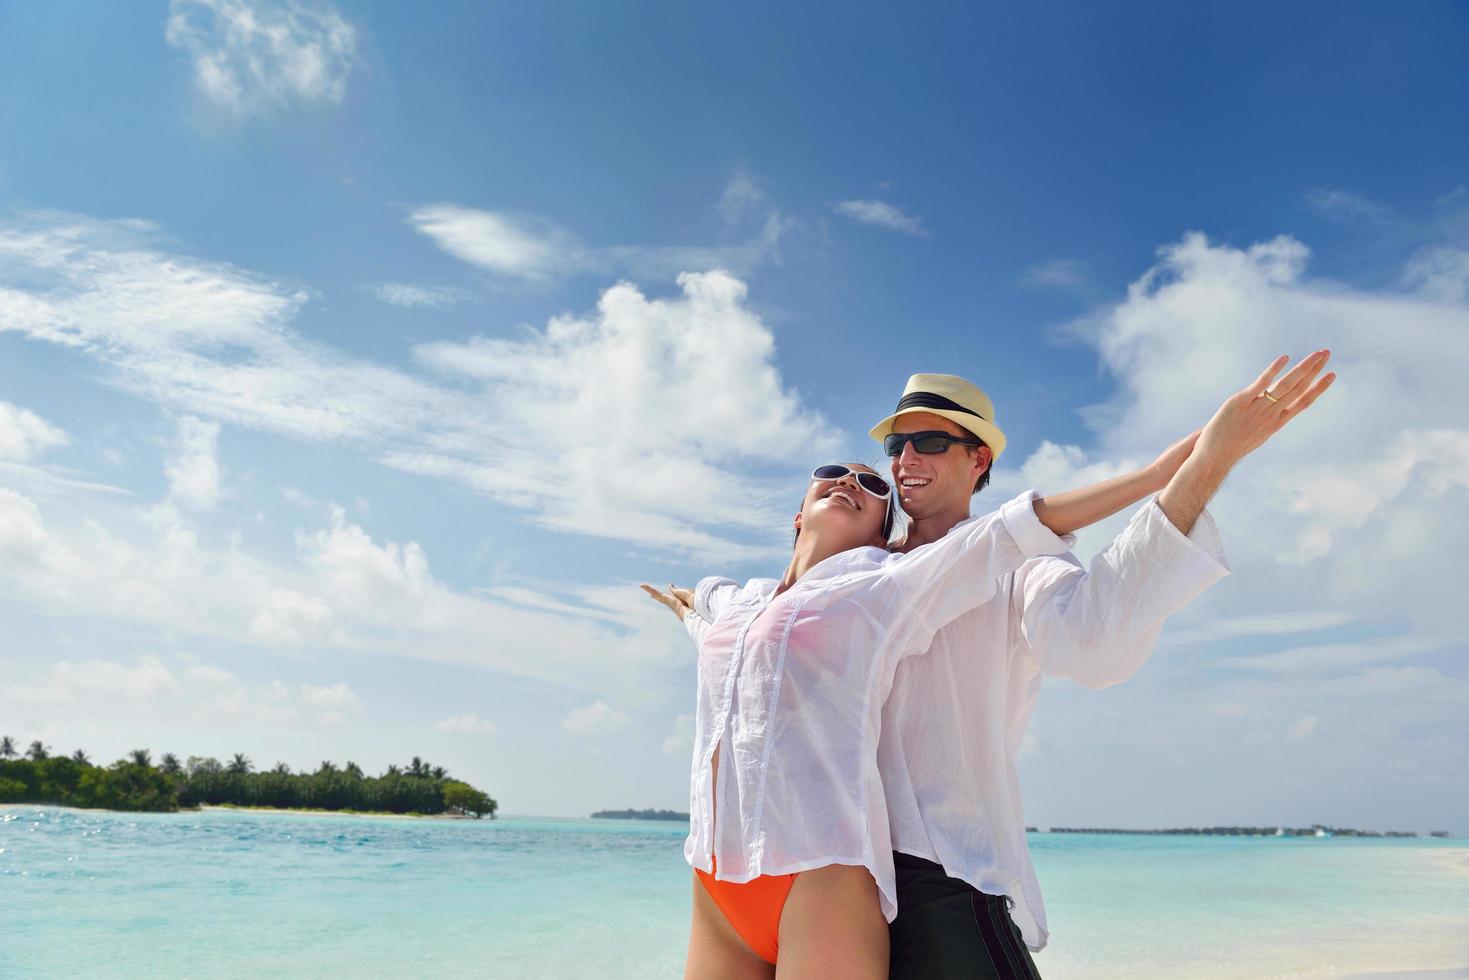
[316,761,338,775]
[160,753,182,776]
[344,761,364,779]
[71,749,90,765]
[430,766,447,781]
[27,740,48,761]
[0,736,16,759]
[384,764,401,777]
[129,749,152,768]
[407,756,426,778]
[227,753,252,774]
[272,762,292,776]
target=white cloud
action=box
[0,401,67,461]
[1402,247,1469,303]
[833,199,926,236]
[407,206,583,282]
[1304,187,1398,226]
[995,230,1469,774]
[435,712,498,736]
[248,586,335,644]
[563,700,631,735]
[401,269,838,557]
[165,416,222,509]
[0,210,834,559]
[366,282,472,309]
[165,0,358,117]
[661,712,694,754]
[0,485,696,697]
[0,655,359,728]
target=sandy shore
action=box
[198,803,472,820]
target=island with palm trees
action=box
[0,735,496,818]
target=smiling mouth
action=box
[899,476,932,491]
[823,487,860,509]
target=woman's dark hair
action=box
[794,463,895,547]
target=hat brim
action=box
[868,407,1007,459]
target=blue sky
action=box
[1,1,1466,827]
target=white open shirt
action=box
[682,490,1073,921]
[878,495,1230,950]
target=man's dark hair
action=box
[959,429,991,495]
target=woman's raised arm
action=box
[1030,429,1199,537]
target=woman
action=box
[643,437,1197,979]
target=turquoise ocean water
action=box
[3,806,1466,979]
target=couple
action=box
[643,352,1334,979]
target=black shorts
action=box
[888,852,1043,980]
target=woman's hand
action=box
[641,583,695,622]
[1147,429,1203,491]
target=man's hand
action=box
[1157,350,1335,535]
[641,583,695,622]
[1195,350,1335,467]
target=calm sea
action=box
[3,806,1466,979]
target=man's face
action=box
[888,412,992,519]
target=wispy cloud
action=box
[563,700,630,735]
[1019,258,1094,296]
[661,712,693,754]
[1166,610,1358,646]
[1216,635,1448,674]
[0,401,67,461]
[165,0,358,118]
[164,416,222,510]
[2,654,361,728]
[832,199,926,236]
[1403,247,1469,303]
[407,203,793,283]
[435,712,498,736]
[719,171,766,225]
[365,282,473,309]
[1304,187,1398,226]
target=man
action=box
[873,352,1334,978]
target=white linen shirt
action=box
[877,495,1230,950]
[682,490,1073,922]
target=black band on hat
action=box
[896,391,987,420]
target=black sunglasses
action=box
[883,430,982,457]
[811,464,892,499]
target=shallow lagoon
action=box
[3,807,1465,978]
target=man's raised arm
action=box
[1158,350,1334,534]
[1017,351,1334,689]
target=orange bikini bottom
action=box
[696,856,798,964]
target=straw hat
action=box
[868,373,1008,459]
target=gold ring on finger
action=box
[1262,390,1280,403]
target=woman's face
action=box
[794,464,891,549]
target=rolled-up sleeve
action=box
[693,576,740,623]
[683,609,711,646]
[1017,496,1230,688]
